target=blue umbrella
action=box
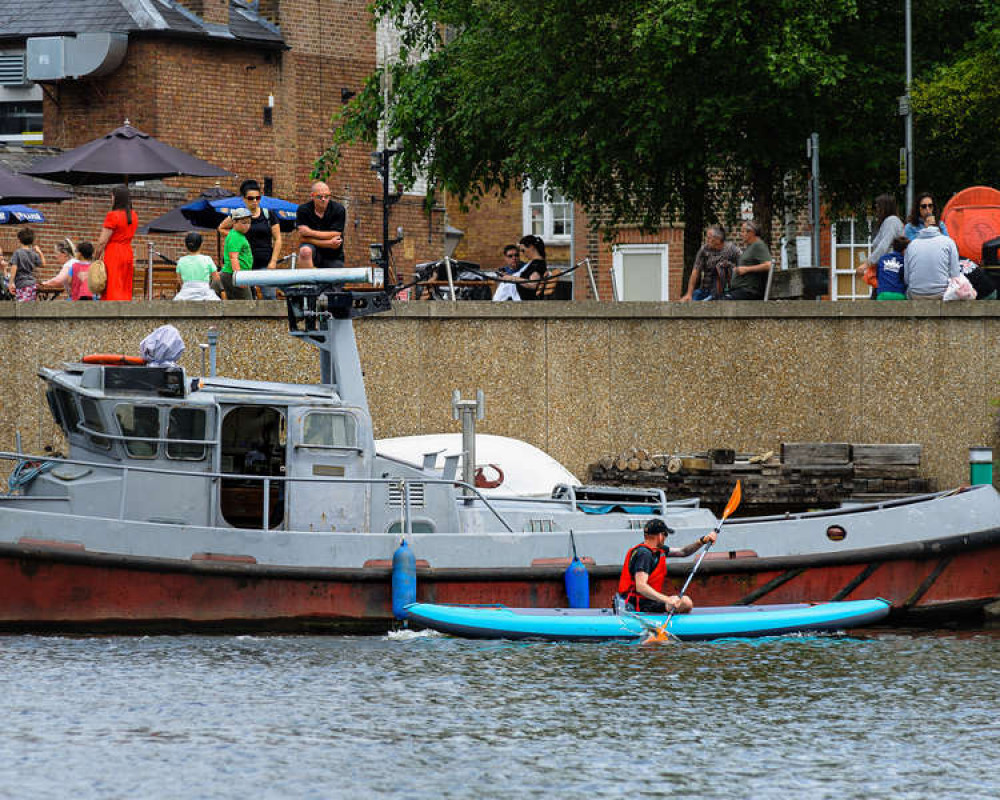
[180,194,297,232]
[0,204,45,224]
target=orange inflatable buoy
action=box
[81,353,146,366]
[474,463,505,489]
[940,186,1000,262]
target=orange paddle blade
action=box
[721,480,742,521]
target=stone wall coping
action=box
[3,299,1000,321]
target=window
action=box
[302,412,357,449]
[0,78,43,144]
[612,244,670,301]
[167,408,208,461]
[115,405,159,458]
[523,184,572,242]
[831,217,874,300]
[57,389,82,434]
[79,398,111,450]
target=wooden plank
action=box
[853,464,921,479]
[781,442,851,465]
[852,444,921,466]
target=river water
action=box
[0,628,996,799]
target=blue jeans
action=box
[692,288,716,301]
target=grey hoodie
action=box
[904,226,959,298]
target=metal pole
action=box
[810,132,820,271]
[382,149,391,286]
[146,241,154,301]
[904,0,914,213]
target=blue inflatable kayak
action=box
[404,599,891,641]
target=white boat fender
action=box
[564,529,590,609]
[392,539,417,620]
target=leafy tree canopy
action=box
[324,0,991,242]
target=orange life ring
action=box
[81,353,146,366]
[474,463,505,489]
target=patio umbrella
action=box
[139,188,232,263]
[0,205,45,225]
[0,163,73,204]
[138,207,211,235]
[180,193,299,232]
[21,122,231,185]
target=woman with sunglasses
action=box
[905,193,950,240]
[218,179,282,299]
[512,234,547,300]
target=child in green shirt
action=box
[174,231,221,301]
[222,208,253,300]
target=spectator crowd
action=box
[1,184,996,303]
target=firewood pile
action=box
[587,442,935,516]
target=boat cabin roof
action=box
[40,364,345,407]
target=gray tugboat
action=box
[0,270,997,631]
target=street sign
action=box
[899,147,908,186]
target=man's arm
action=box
[735,260,772,277]
[680,265,701,302]
[634,571,686,610]
[667,531,717,559]
[297,225,342,248]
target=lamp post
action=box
[903,0,914,212]
[370,145,402,287]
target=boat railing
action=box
[727,485,977,524]
[0,450,546,534]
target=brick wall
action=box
[18,1,808,295]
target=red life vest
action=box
[617,543,668,609]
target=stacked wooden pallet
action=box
[587,442,935,516]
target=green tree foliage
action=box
[323,0,990,259]
[912,0,1000,200]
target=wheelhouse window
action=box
[167,408,208,461]
[79,397,111,450]
[50,387,81,436]
[302,412,357,449]
[115,405,159,459]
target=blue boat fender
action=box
[391,539,417,619]
[564,530,590,609]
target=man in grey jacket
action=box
[904,222,959,298]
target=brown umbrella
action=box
[0,163,73,204]
[22,121,231,185]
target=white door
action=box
[612,244,669,300]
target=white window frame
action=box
[611,243,670,301]
[0,82,43,145]
[830,217,874,301]
[522,183,573,244]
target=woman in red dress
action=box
[94,186,138,301]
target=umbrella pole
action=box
[147,241,154,301]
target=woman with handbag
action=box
[856,194,904,296]
[93,186,138,301]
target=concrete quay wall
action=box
[1,300,997,490]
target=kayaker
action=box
[617,519,716,613]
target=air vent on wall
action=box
[0,53,28,86]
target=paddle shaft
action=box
[658,481,742,631]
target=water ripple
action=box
[0,631,996,798]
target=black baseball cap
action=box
[644,519,674,537]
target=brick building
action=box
[0,0,744,302]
